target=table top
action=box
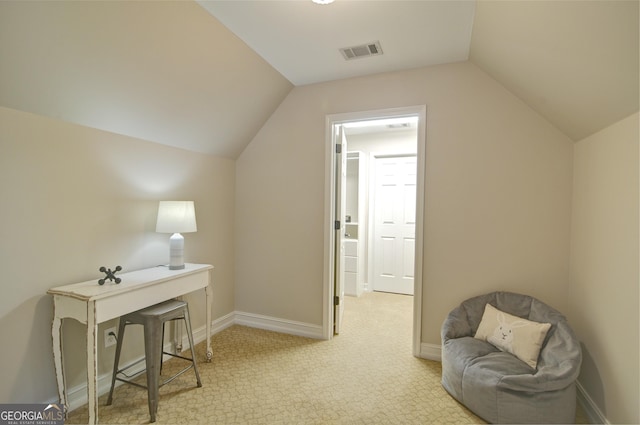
[47,263,213,302]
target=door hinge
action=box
[334,220,341,230]
[334,295,340,306]
[336,143,342,154]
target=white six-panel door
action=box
[372,155,416,295]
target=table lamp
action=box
[156,201,197,270]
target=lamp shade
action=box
[156,201,197,233]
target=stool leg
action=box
[182,306,202,387]
[106,318,126,406]
[143,318,163,423]
[159,323,165,376]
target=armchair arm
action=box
[498,358,581,392]
[498,322,582,393]
[441,305,473,341]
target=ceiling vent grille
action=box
[340,41,383,60]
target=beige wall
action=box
[235,61,574,344]
[0,107,235,403]
[569,112,639,424]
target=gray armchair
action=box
[441,291,582,424]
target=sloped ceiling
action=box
[203,0,638,143]
[0,0,292,158]
[1,1,638,158]
[198,0,476,86]
[470,0,639,141]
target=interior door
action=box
[334,126,348,334]
[372,155,416,295]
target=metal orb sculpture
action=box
[98,266,122,285]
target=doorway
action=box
[322,105,426,357]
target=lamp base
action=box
[168,233,185,270]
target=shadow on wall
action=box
[578,343,606,421]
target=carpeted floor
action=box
[66,292,586,424]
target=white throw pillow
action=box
[474,303,551,369]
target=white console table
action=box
[47,263,213,424]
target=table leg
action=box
[205,274,213,362]
[175,296,183,353]
[86,302,98,425]
[51,311,67,416]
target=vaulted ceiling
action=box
[1,1,637,158]
[470,0,638,141]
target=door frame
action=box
[322,105,426,357]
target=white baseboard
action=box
[420,343,441,361]
[187,311,235,347]
[234,311,324,339]
[576,380,609,424]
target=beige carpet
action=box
[66,292,586,424]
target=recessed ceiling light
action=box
[312,0,334,4]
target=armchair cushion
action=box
[475,303,551,368]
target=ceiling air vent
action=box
[340,41,383,61]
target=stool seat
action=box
[124,299,192,323]
[106,299,201,422]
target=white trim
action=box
[209,311,236,335]
[234,311,324,339]
[419,343,442,361]
[182,311,235,348]
[577,380,610,425]
[323,105,427,357]
[323,117,337,340]
[412,106,427,356]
